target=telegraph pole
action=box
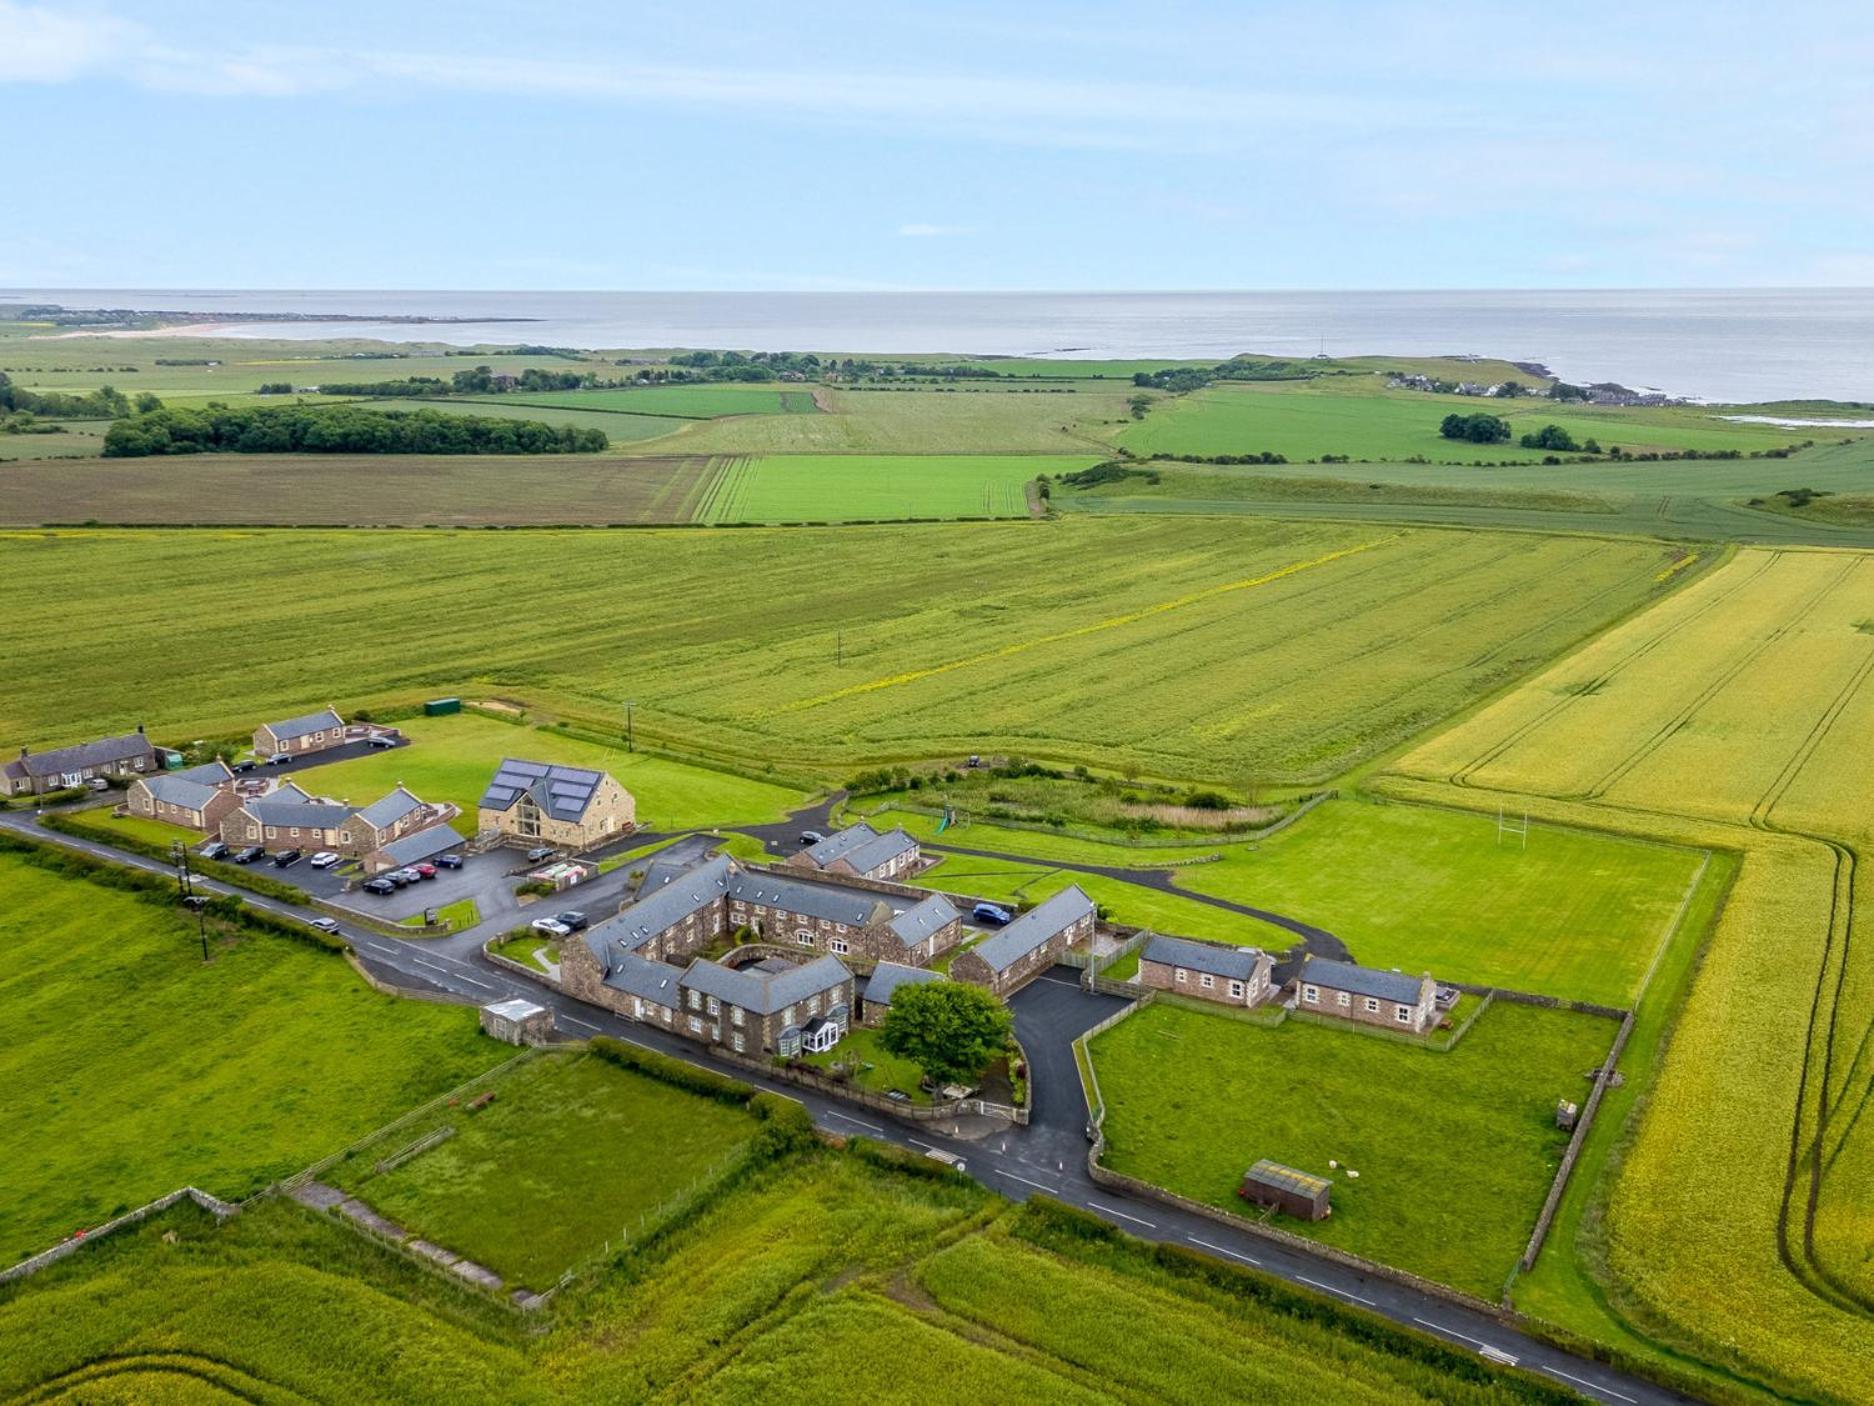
[625,700,635,753]
[170,842,209,960]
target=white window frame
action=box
[1395,1006,1413,1025]
[1174,968,1188,983]
[687,1015,703,1034]
[1364,996,1380,1014]
[830,938,849,955]
[1199,973,1215,990]
[1302,984,1319,1004]
[1336,991,1351,1008]
[796,929,814,946]
[1228,980,1244,999]
[731,1006,744,1027]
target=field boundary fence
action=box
[864,797,1332,853]
[2,1187,240,1286]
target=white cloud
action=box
[896,223,976,238]
[0,1,137,82]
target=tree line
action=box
[0,373,155,420]
[101,404,607,457]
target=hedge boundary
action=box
[38,811,308,906]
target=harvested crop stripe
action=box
[783,534,1400,713]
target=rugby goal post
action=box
[1496,805,1529,850]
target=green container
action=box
[424,697,462,716]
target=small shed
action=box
[480,998,553,1046]
[424,697,462,716]
[1238,1159,1331,1221]
[529,860,593,891]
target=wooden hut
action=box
[1238,1159,1331,1221]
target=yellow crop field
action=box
[1392,545,1874,1404]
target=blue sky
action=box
[3,0,1871,291]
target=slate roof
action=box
[1244,1159,1331,1198]
[1141,933,1266,982]
[239,781,354,830]
[262,708,343,742]
[679,953,852,1016]
[373,823,462,866]
[484,997,546,1021]
[885,894,960,949]
[601,952,684,1006]
[863,961,943,1008]
[1299,956,1430,1005]
[969,885,1095,974]
[354,786,424,831]
[138,761,234,813]
[589,854,734,956]
[801,822,881,867]
[479,758,610,824]
[803,823,918,873]
[726,869,893,928]
[7,730,154,780]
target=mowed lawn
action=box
[295,712,811,833]
[1091,1000,1615,1295]
[327,1051,758,1286]
[1118,379,1808,463]
[1172,800,1707,1005]
[697,454,1092,522]
[0,854,503,1261]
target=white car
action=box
[531,917,572,938]
[366,734,397,749]
[308,917,341,933]
[308,852,342,869]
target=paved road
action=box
[0,807,1685,1405]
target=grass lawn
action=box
[399,896,480,931]
[295,713,810,834]
[799,1024,930,1102]
[1090,999,1617,1296]
[1173,800,1707,1005]
[0,853,503,1261]
[487,932,556,972]
[326,1051,758,1287]
[85,809,205,849]
[697,454,1093,522]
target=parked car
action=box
[199,840,229,861]
[435,853,463,869]
[384,870,412,888]
[525,846,555,862]
[556,910,589,931]
[971,902,1012,926]
[799,830,825,846]
[308,917,341,933]
[232,760,257,774]
[88,777,111,792]
[366,734,398,749]
[531,917,572,938]
[267,752,291,766]
[392,867,424,885]
[232,845,265,864]
[414,863,437,880]
[362,877,396,895]
[308,851,341,869]
[273,849,303,868]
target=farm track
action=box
[1445,550,1782,787]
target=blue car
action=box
[971,902,1012,926]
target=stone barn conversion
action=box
[125,760,240,831]
[480,998,553,1046]
[252,707,347,759]
[949,884,1096,996]
[1238,1159,1332,1221]
[477,759,635,853]
[1296,955,1438,1035]
[1137,933,1274,1008]
[788,822,921,881]
[859,960,943,1024]
[3,726,160,797]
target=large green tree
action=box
[879,980,1013,1087]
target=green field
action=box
[1090,999,1617,1296]
[470,384,819,419]
[1116,379,1830,463]
[325,1051,758,1286]
[0,852,503,1261]
[697,454,1090,522]
[1171,800,1706,1005]
[295,712,811,833]
[362,395,693,443]
[0,1144,1584,1405]
[0,520,1698,787]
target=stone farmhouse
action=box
[125,760,241,832]
[858,960,942,1025]
[787,822,921,881]
[253,707,348,759]
[1297,955,1438,1034]
[476,758,634,853]
[680,954,855,1056]
[3,726,160,797]
[950,885,1096,996]
[1137,933,1274,1008]
[219,782,455,858]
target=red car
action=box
[415,863,438,880]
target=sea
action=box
[7,287,1873,405]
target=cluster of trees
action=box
[1519,424,1601,452]
[1057,460,1161,489]
[448,364,590,394]
[0,373,151,419]
[101,404,607,457]
[879,980,1013,1087]
[1131,357,1323,393]
[1159,450,1289,465]
[666,349,819,382]
[1438,412,1512,443]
